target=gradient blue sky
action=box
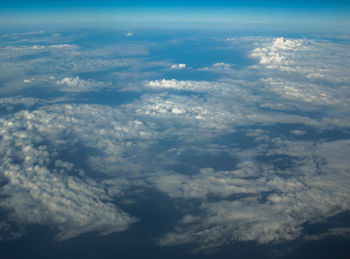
[1,0,349,26]
[2,0,350,8]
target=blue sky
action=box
[2,0,350,8]
[1,0,349,27]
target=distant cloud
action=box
[23,79,33,83]
[170,63,186,69]
[199,62,233,71]
[146,79,203,90]
[56,76,111,92]
[251,37,303,66]
[125,32,134,37]
[5,44,79,53]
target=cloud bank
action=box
[0,30,350,253]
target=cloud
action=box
[250,37,303,66]
[199,62,233,71]
[56,76,111,92]
[2,160,137,240]
[170,63,186,69]
[0,103,146,240]
[156,140,350,251]
[1,44,80,59]
[250,36,350,83]
[0,221,24,241]
[1,30,350,252]
[142,82,323,130]
[261,78,336,104]
[304,227,350,241]
[125,32,134,37]
[150,167,270,199]
[146,79,207,91]
[23,79,34,83]
[0,32,149,95]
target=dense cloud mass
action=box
[0,29,350,252]
[0,106,138,240]
[155,140,350,250]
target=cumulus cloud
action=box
[155,140,350,251]
[1,29,350,253]
[146,79,205,90]
[0,32,151,95]
[261,78,335,104]
[199,62,233,71]
[1,160,137,240]
[143,81,324,129]
[56,76,111,92]
[0,103,147,240]
[250,39,350,133]
[170,63,186,69]
[250,36,350,83]
[250,37,303,66]
[23,79,34,83]
[150,167,270,199]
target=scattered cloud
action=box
[56,76,112,92]
[146,79,207,91]
[23,79,34,83]
[199,62,233,71]
[1,30,350,252]
[156,140,350,251]
[170,63,186,69]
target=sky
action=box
[1,0,350,257]
[1,0,350,26]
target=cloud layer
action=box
[0,30,350,252]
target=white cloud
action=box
[199,62,233,71]
[170,63,186,69]
[0,104,149,240]
[156,140,350,251]
[1,44,80,59]
[143,78,342,132]
[56,76,111,92]
[150,167,270,199]
[250,37,350,83]
[2,160,137,240]
[250,37,303,66]
[1,31,350,252]
[261,77,338,104]
[23,79,33,83]
[146,79,205,90]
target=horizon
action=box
[1,0,350,27]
